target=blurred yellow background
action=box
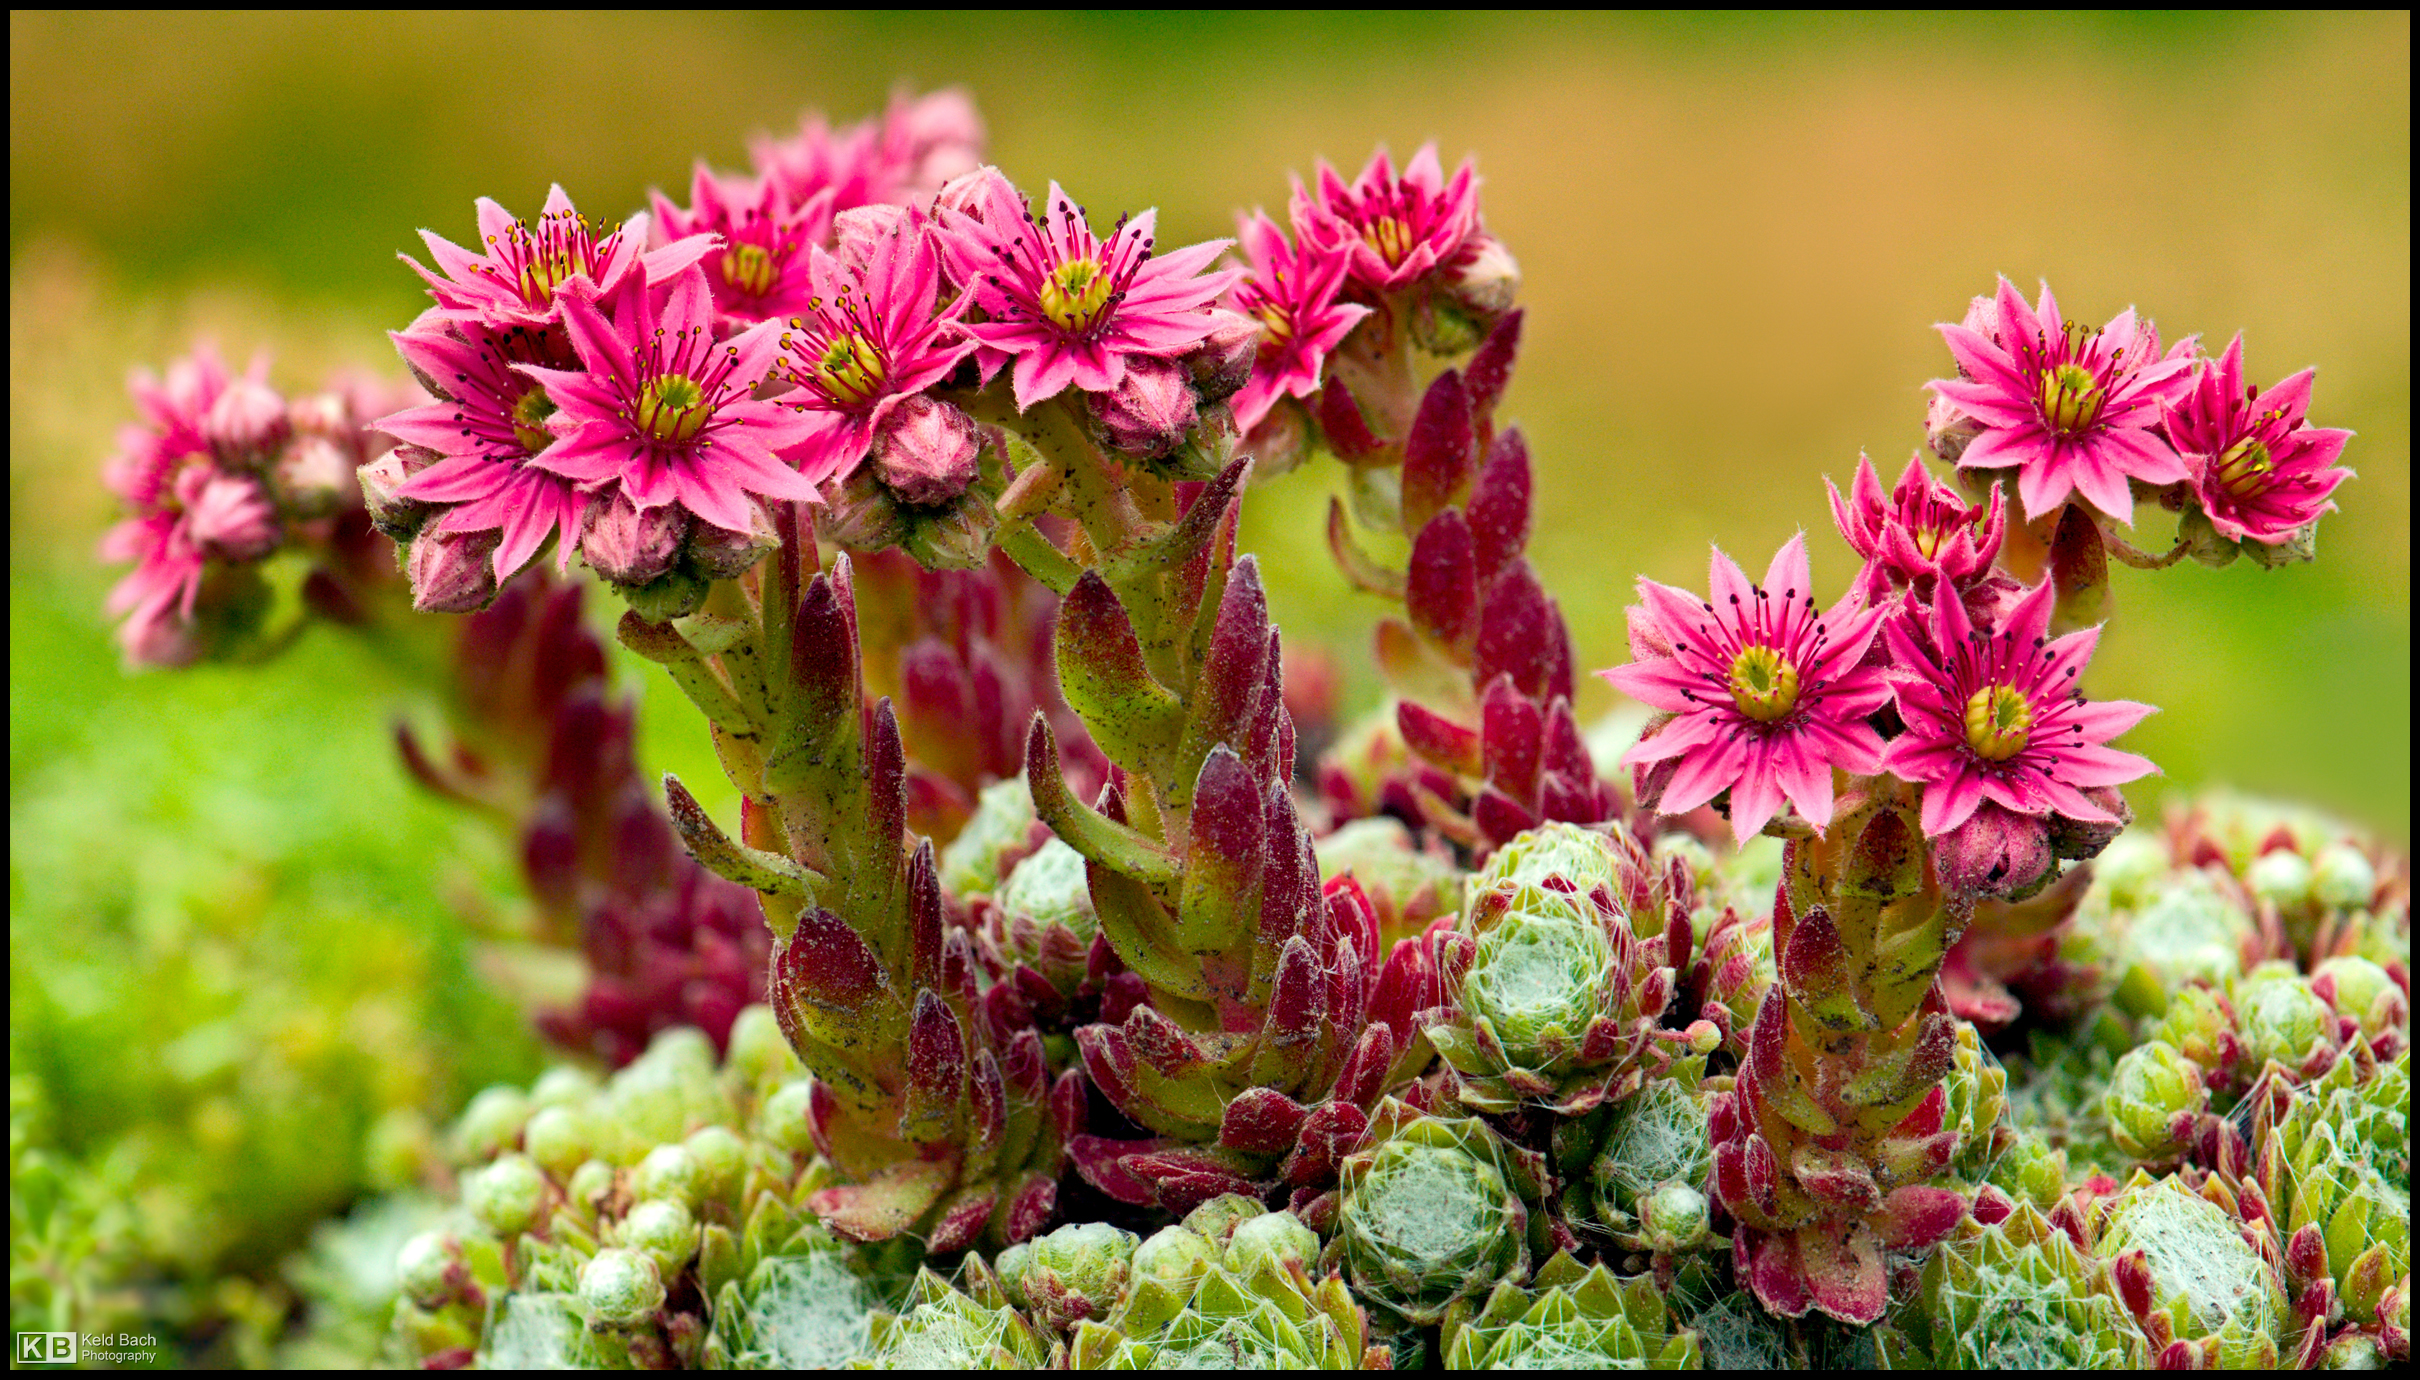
[12,11,2409,833]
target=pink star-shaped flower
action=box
[769,211,976,486]
[404,184,713,332]
[1288,143,1478,293]
[1929,278,2197,524]
[1225,210,1368,432]
[379,314,590,582]
[937,178,1238,410]
[1881,576,2154,837]
[2163,333,2354,546]
[1600,534,1891,842]
[518,267,818,537]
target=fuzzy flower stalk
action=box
[1600,522,2155,1323]
[1258,144,1609,853]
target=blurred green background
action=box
[6,8,2409,1351]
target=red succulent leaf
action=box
[1800,1220,1889,1325]
[1402,369,1474,536]
[1219,1087,1312,1157]
[1406,509,1480,654]
[1875,1185,1967,1251]
[1465,426,1531,584]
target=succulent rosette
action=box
[2250,1046,2411,1355]
[1423,877,1686,1116]
[1323,1099,1543,1326]
[1440,1251,1701,1370]
[1059,1200,1383,1369]
[1602,534,1890,843]
[1565,1058,1723,1274]
[1927,276,2198,523]
[2093,1169,2290,1367]
[860,1263,1051,1369]
[2164,333,2355,554]
[1883,1198,2149,1368]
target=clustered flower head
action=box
[101,343,412,663]
[102,85,2399,1370]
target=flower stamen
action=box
[2038,361,2104,435]
[1963,684,2033,762]
[635,374,710,444]
[1728,645,1801,723]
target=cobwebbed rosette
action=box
[1440,1250,1700,1369]
[1322,1098,1545,1326]
[1882,1198,2148,1368]
[1424,878,1685,1114]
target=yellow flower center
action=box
[1727,645,1800,723]
[1963,685,2033,762]
[635,374,710,444]
[1911,525,1947,559]
[1362,215,1415,267]
[2038,362,2104,435]
[1039,258,1112,333]
[2213,438,2273,500]
[721,243,776,299]
[1252,301,1295,352]
[509,384,557,453]
[815,334,887,409]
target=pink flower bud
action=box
[1241,397,1310,476]
[1089,356,1198,460]
[581,492,688,586]
[119,597,201,668]
[871,394,981,506]
[935,165,1018,222]
[274,435,356,518]
[358,450,431,540]
[1183,310,1262,405]
[409,528,500,613]
[686,497,779,580]
[1925,391,1982,465]
[184,470,279,562]
[202,376,289,463]
[287,390,356,442]
[1933,801,2055,899]
[2047,786,2131,861]
[1444,231,1521,317]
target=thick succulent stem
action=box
[629,501,1067,1248]
[1709,777,1974,1325]
[1311,309,1617,851]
